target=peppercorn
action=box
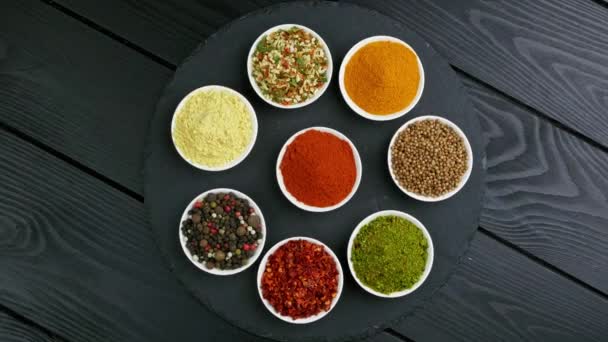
[181,192,264,270]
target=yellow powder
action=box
[172,88,254,167]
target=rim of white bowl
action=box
[276,127,362,212]
[257,236,344,324]
[247,24,333,109]
[338,35,425,121]
[387,115,473,202]
[178,188,266,276]
[347,210,434,298]
[170,85,258,171]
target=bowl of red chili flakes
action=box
[257,237,343,324]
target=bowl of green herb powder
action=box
[347,210,434,298]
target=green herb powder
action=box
[351,215,428,294]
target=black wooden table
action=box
[1,1,607,341]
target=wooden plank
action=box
[39,0,608,293]
[0,0,172,194]
[0,310,60,342]
[56,0,608,148]
[469,74,608,293]
[2,129,606,341]
[53,0,289,64]
[0,129,268,342]
[394,233,608,342]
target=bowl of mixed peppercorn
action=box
[247,24,332,108]
[179,188,266,275]
[257,237,343,323]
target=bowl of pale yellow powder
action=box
[171,85,257,171]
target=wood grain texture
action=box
[1,0,607,341]
[0,130,269,341]
[54,0,291,64]
[468,75,608,293]
[45,0,608,295]
[394,233,608,342]
[0,0,171,194]
[0,311,60,342]
[59,0,608,147]
[2,127,606,341]
[344,0,608,147]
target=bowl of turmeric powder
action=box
[339,36,425,121]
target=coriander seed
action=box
[390,118,468,197]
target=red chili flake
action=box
[193,202,203,208]
[261,240,339,320]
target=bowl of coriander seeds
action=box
[388,115,473,202]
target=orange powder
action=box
[344,41,420,115]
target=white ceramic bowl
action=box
[257,237,344,324]
[388,115,473,202]
[276,127,362,212]
[171,85,258,171]
[178,188,266,276]
[347,210,434,298]
[339,35,425,121]
[247,24,333,109]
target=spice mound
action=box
[181,192,263,270]
[251,26,329,105]
[345,41,420,115]
[351,215,428,294]
[390,118,468,197]
[279,129,357,208]
[261,240,340,320]
[172,88,254,168]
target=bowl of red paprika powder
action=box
[276,127,362,212]
[257,237,344,323]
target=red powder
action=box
[280,129,357,207]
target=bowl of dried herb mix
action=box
[339,36,424,121]
[171,85,258,171]
[348,210,434,298]
[247,24,332,108]
[179,188,266,276]
[257,237,343,323]
[388,115,473,202]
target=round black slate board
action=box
[144,2,483,341]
